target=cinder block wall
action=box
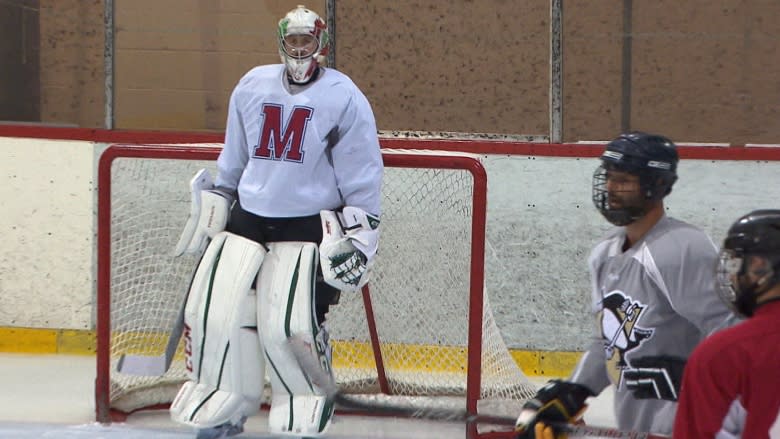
[36,1,780,143]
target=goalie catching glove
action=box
[514,380,594,439]
[319,206,380,291]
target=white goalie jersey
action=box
[216,64,383,219]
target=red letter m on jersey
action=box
[253,104,313,162]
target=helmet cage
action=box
[715,249,750,317]
[281,34,320,60]
[592,165,648,226]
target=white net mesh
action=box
[97,144,537,434]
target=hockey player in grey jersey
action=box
[515,132,738,438]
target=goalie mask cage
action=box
[95,143,536,439]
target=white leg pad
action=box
[170,231,266,429]
[171,382,257,429]
[259,242,335,436]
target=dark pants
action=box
[226,202,341,325]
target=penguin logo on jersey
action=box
[599,291,654,383]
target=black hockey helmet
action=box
[716,209,780,317]
[592,132,679,225]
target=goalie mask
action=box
[592,132,678,226]
[716,209,780,318]
[278,5,329,84]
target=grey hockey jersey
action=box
[569,215,738,435]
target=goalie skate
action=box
[194,416,246,439]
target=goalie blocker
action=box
[319,206,380,291]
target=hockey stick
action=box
[116,285,188,376]
[288,335,668,439]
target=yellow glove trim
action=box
[535,422,567,439]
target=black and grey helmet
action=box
[717,209,780,317]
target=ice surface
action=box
[0,353,615,438]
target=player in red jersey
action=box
[674,209,780,438]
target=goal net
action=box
[95,143,537,438]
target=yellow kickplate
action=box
[0,327,58,354]
[0,326,582,376]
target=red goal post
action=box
[95,143,537,439]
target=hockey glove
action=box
[319,207,380,291]
[622,355,685,401]
[514,380,594,439]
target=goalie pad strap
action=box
[259,242,335,435]
[170,232,266,429]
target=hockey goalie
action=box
[167,5,383,438]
